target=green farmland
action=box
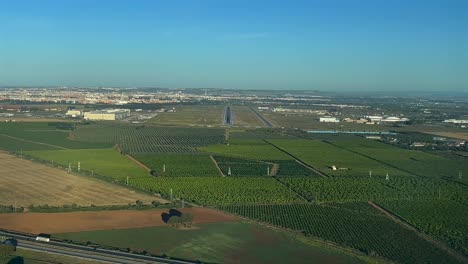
[378,199,468,256]
[134,154,221,177]
[55,221,366,264]
[326,136,468,183]
[268,139,410,178]
[199,139,293,160]
[2,120,468,264]
[25,148,148,180]
[221,203,458,264]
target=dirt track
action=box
[0,208,238,234]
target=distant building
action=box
[367,116,383,122]
[66,110,82,117]
[381,117,409,123]
[443,119,468,124]
[84,109,130,121]
[411,142,427,147]
[365,136,381,140]
[319,117,340,123]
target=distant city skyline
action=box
[0,0,467,91]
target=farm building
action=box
[84,109,130,121]
[66,110,82,117]
[319,117,340,123]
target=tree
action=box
[167,216,181,227]
[0,244,15,260]
[180,213,194,228]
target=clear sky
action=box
[0,0,467,91]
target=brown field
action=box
[0,151,160,207]
[148,105,224,126]
[232,106,265,127]
[0,208,239,233]
[422,131,468,141]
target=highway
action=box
[1,230,198,264]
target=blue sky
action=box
[0,0,467,91]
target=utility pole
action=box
[228,166,232,176]
[163,164,166,173]
[78,161,81,172]
[369,169,372,178]
[267,166,270,176]
[14,192,17,213]
[170,188,173,201]
[126,176,129,185]
[385,171,389,181]
[68,163,71,173]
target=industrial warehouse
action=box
[83,109,130,121]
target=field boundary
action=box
[263,140,327,177]
[0,133,68,150]
[209,155,225,177]
[126,154,151,172]
[368,201,468,264]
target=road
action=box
[1,230,197,264]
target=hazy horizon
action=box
[1,0,467,91]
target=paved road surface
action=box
[1,230,197,264]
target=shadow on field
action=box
[8,256,24,264]
[161,209,182,223]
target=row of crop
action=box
[129,176,304,205]
[134,154,221,177]
[213,156,271,177]
[219,203,456,264]
[267,139,413,178]
[74,123,225,154]
[378,199,468,256]
[326,136,468,183]
[278,177,468,204]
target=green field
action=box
[5,248,100,264]
[378,199,468,255]
[221,203,458,264]
[130,176,304,205]
[134,154,221,177]
[268,139,410,178]
[280,177,467,203]
[74,123,225,153]
[326,136,468,182]
[213,155,272,177]
[4,121,468,264]
[25,148,148,180]
[55,221,367,264]
[0,122,112,150]
[199,139,293,160]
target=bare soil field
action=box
[0,208,239,233]
[422,131,468,141]
[232,106,265,127]
[0,151,159,207]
